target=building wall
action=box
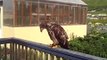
[0,6,3,38]
[3,0,14,26]
[3,25,87,44]
[2,0,87,45]
[3,26,14,38]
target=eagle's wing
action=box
[47,28,59,45]
[61,30,68,39]
[53,25,68,45]
[47,23,69,49]
[53,25,69,49]
[59,29,68,45]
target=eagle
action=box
[39,22,69,49]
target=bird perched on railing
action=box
[39,22,69,49]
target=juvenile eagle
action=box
[39,22,69,49]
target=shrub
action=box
[69,33,107,58]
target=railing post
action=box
[34,50,38,60]
[37,51,42,60]
[10,43,14,60]
[56,56,61,60]
[31,49,35,60]
[50,54,54,60]
[35,50,39,60]
[13,43,15,60]
[4,43,7,60]
[22,45,24,60]
[29,48,32,60]
[44,52,48,60]
[0,44,1,60]
[25,46,28,60]
[14,43,17,60]
[17,44,21,60]
[33,49,36,60]
[10,43,12,60]
[39,51,43,60]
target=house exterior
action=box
[3,0,87,44]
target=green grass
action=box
[83,0,107,10]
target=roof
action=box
[28,0,87,5]
[0,0,3,6]
[48,0,87,5]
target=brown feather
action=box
[40,22,69,49]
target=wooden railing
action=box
[0,38,106,60]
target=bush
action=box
[69,33,107,58]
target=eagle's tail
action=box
[60,41,69,49]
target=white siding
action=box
[3,25,87,44]
[49,0,87,5]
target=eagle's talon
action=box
[49,44,61,48]
[49,44,53,47]
[49,44,56,48]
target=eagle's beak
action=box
[40,28,43,32]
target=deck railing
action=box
[0,38,106,60]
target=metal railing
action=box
[0,38,106,60]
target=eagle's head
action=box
[39,22,54,32]
[39,22,47,32]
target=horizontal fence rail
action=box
[0,38,107,60]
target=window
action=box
[39,3,45,22]
[17,0,22,26]
[82,7,87,24]
[52,5,59,23]
[13,0,87,26]
[64,5,71,25]
[69,6,73,24]
[32,2,38,25]
[48,4,59,23]
[59,5,64,24]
